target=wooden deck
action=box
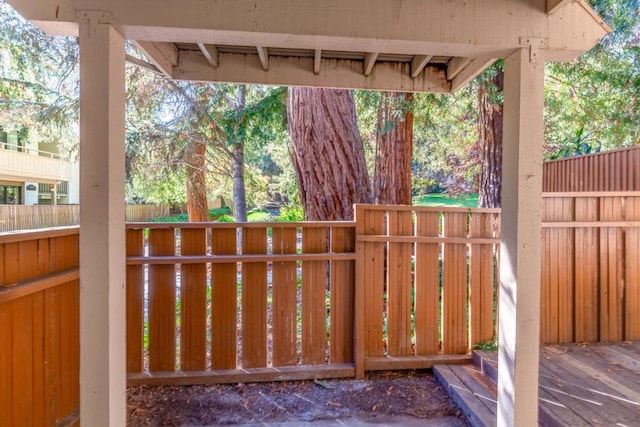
[434,342,640,427]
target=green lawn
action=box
[413,193,479,208]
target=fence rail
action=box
[543,145,640,192]
[0,227,80,427]
[0,204,169,232]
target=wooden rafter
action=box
[410,55,432,78]
[256,46,269,71]
[450,57,496,91]
[363,52,378,76]
[132,41,177,78]
[197,43,219,68]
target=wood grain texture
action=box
[330,226,355,364]
[301,227,328,365]
[148,228,176,372]
[211,228,237,369]
[242,227,268,368]
[272,227,298,366]
[180,228,208,371]
[126,229,144,373]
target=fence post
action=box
[353,205,365,378]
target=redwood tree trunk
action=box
[373,92,414,205]
[287,87,371,221]
[477,70,503,208]
[185,139,209,222]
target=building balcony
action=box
[0,142,73,184]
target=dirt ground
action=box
[127,370,468,426]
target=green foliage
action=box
[472,338,498,352]
[547,127,601,160]
[276,204,305,222]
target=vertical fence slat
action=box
[414,211,440,355]
[0,295,11,426]
[302,227,328,365]
[361,210,386,360]
[2,242,19,286]
[148,228,176,372]
[31,291,45,427]
[469,213,497,346]
[574,197,599,342]
[44,284,60,425]
[180,228,208,371]
[558,198,575,343]
[272,227,298,366]
[386,210,413,357]
[599,197,625,341]
[242,227,268,368]
[58,280,79,419]
[330,226,355,364]
[211,228,237,370]
[126,229,144,373]
[12,296,34,425]
[625,197,640,340]
[442,212,468,354]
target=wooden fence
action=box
[543,145,640,192]
[0,227,80,427]
[0,204,169,232]
[540,192,640,344]
[354,204,500,375]
[4,193,640,400]
[125,221,357,385]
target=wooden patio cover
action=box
[5,0,609,426]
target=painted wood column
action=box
[78,12,126,426]
[498,44,545,427]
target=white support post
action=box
[498,46,545,426]
[78,12,126,427]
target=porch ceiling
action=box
[8,0,610,92]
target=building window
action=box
[0,185,21,204]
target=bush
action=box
[276,204,304,222]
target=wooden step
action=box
[473,350,498,385]
[433,364,497,427]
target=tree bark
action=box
[287,87,371,221]
[232,85,248,222]
[477,69,504,208]
[185,138,209,222]
[373,92,414,205]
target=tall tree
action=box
[288,87,371,221]
[476,67,503,208]
[373,92,414,205]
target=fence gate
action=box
[354,204,500,377]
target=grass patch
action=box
[413,193,478,208]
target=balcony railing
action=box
[0,142,72,182]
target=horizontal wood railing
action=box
[125,221,356,385]
[0,227,80,427]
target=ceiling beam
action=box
[175,50,450,93]
[546,0,572,14]
[197,43,219,68]
[410,55,432,78]
[314,49,322,75]
[125,54,162,74]
[363,52,378,77]
[10,0,610,63]
[132,41,177,78]
[446,57,472,81]
[450,57,496,91]
[256,46,269,71]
